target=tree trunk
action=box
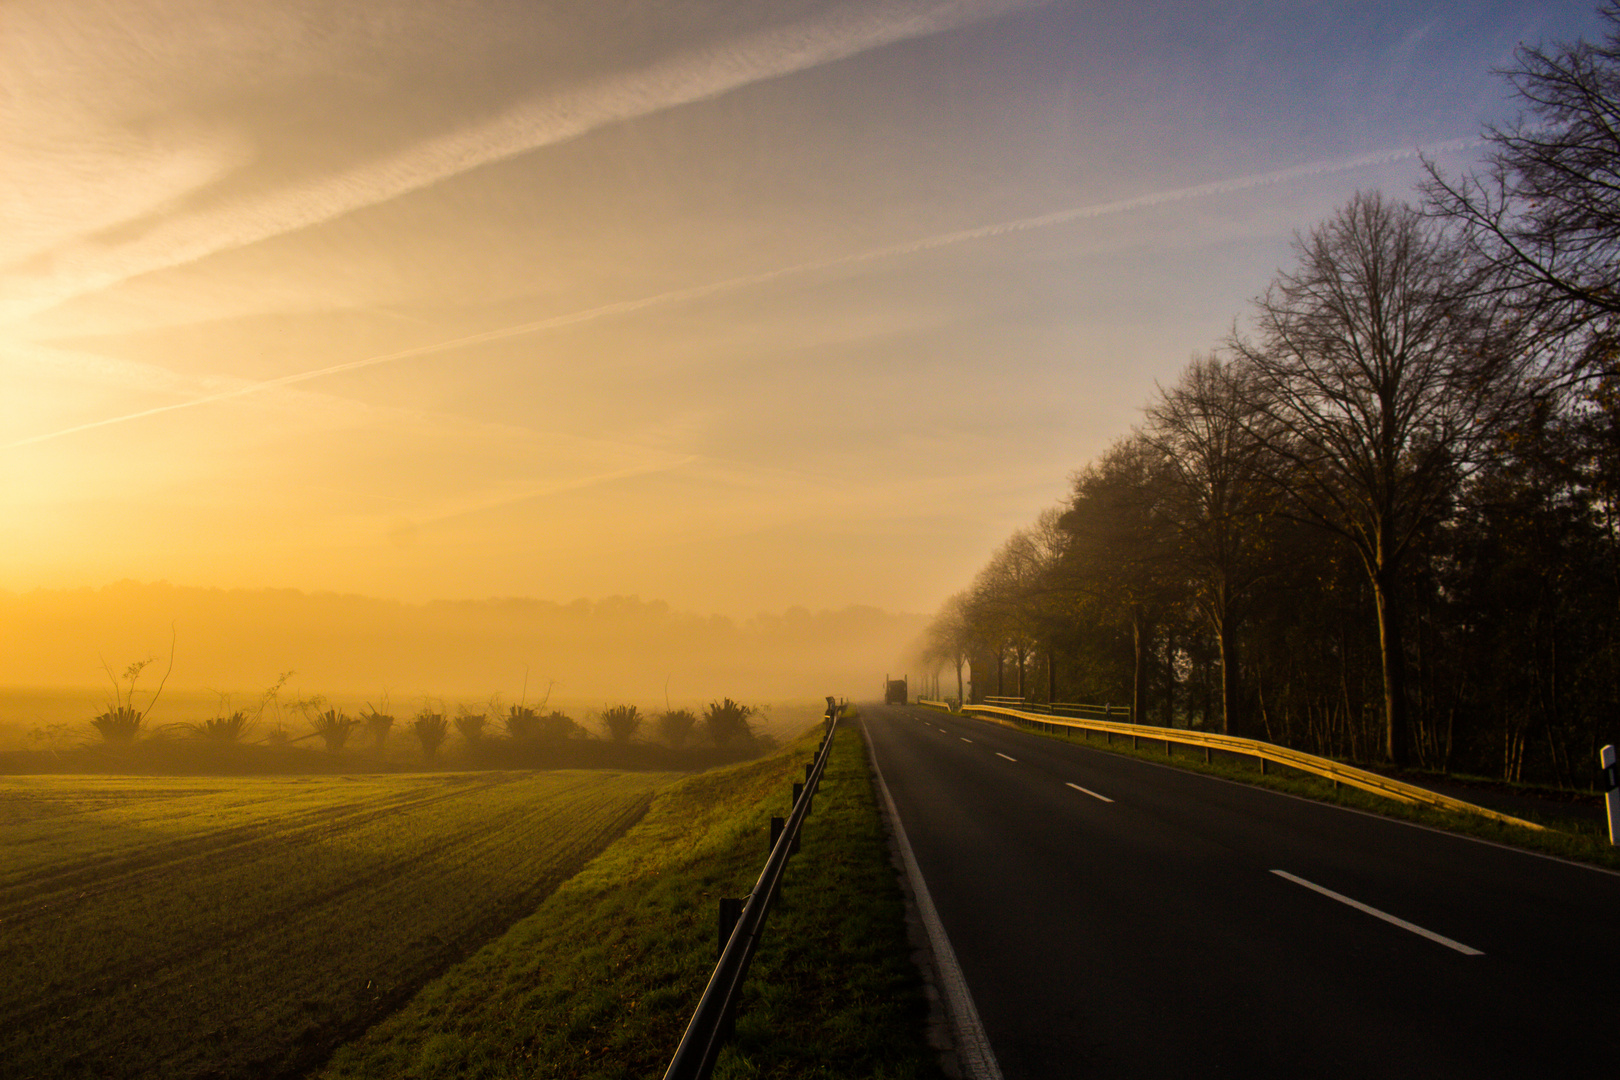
[1162,629,1176,727]
[1131,605,1150,725]
[1373,577,1408,765]
[1216,613,1238,737]
[1047,642,1057,705]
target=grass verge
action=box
[320,722,943,1080]
[957,710,1620,873]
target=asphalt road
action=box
[862,703,1620,1079]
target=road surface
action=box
[862,703,1619,1079]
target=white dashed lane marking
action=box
[1270,870,1482,955]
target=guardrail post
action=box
[1259,756,1267,776]
[717,897,743,959]
[770,816,784,852]
[1602,745,1619,845]
[1204,746,1211,764]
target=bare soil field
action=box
[0,770,673,1080]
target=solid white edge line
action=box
[995,752,1017,762]
[1065,781,1115,803]
[866,721,1005,1080]
[960,737,973,743]
[1270,870,1484,956]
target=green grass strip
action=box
[321,724,944,1080]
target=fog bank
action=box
[0,581,926,705]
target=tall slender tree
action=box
[1143,354,1277,735]
[1232,192,1526,763]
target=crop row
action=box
[0,770,671,1080]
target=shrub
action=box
[600,704,642,743]
[90,654,171,743]
[454,711,487,746]
[362,707,395,749]
[507,705,581,743]
[91,705,144,743]
[657,708,699,748]
[704,698,755,747]
[505,705,541,741]
[197,711,251,742]
[539,710,583,741]
[311,709,356,752]
[413,711,449,760]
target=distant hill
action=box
[0,581,928,703]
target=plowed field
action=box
[0,770,672,1080]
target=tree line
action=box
[918,7,1620,785]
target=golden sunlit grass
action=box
[320,723,941,1080]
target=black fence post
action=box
[717,897,743,960]
[770,816,783,852]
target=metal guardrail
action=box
[917,698,954,712]
[662,698,842,1080]
[963,702,1546,832]
[981,695,1130,718]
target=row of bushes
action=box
[84,691,759,761]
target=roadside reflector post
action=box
[718,897,743,959]
[1602,745,1620,845]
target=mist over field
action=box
[0,581,924,744]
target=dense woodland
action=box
[917,7,1620,786]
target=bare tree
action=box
[1423,5,1620,377]
[1143,354,1277,735]
[1059,435,1182,724]
[968,528,1048,698]
[1232,192,1527,764]
[919,591,975,706]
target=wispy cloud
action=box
[2,0,1043,325]
[4,135,1476,453]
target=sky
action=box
[2,0,1608,628]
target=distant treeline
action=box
[917,11,1620,786]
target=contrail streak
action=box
[3,0,1042,323]
[6,137,1477,451]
